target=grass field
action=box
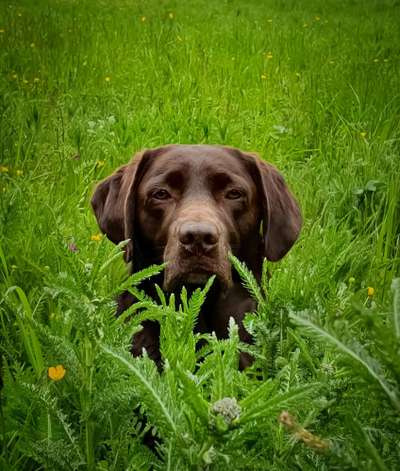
[1,0,400,469]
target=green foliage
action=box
[0,0,399,469]
[0,249,324,470]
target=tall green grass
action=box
[1,0,399,469]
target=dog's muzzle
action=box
[163,219,232,291]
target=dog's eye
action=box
[225,189,244,200]
[152,189,171,200]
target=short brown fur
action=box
[91,144,302,369]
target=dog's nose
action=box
[179,221,218,254]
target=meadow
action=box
[0,0,399,469]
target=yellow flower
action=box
[367,287,375,297]
[30,42,35,48]
[0,165,9,173]
[168,12,174,19]
[140,16,146,22]
[315,16,321,21]
[104,76,111,82]
[16,169,23,176]
[91,233,102,241]
[0,29,5,33]
[265,51,273,59]
[48,365,66,381]
[96,160,105,167]
[261,74,267,80]
[360,131,367,138]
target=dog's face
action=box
[91,145,302,291]
[135,146,260,290]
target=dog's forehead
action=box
[146,145,246,175]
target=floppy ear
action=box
[91,164,131,244]
[91,148,163,263]
[255,157,302,261]
[224,146,302,261]
[91,151,148,250]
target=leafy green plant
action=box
[1,0,399,469]
[290,279,400,469]
[1,246,325,470]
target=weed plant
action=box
[0,0,399,469]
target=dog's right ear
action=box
[91,151,146,246]
[91,147,168,263]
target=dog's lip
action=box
[180,265,215,278]
[164,266,231,292]
[184,271,213,284]
[180,267,216,280]
[165,265,216,287]
[170,255,217,270]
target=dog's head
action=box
[91,145,302,291]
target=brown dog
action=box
[91,145,302,368]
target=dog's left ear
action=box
[236,150,302,261]
[255,157,302,261]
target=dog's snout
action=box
[179,221,218,254]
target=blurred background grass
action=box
[1,0,398,306]
[0,1,400,469]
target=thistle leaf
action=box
[291,313,400,411]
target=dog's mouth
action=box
[184,269,212,284]
[164,271,227,298]
[163,257,232,293]
[179,269,214,286]
[162,235,233,293]
[164,266,216,291]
